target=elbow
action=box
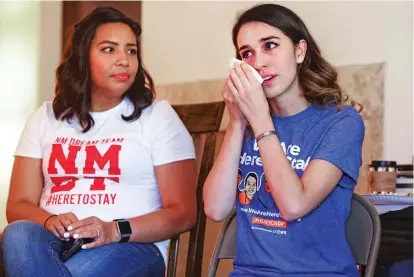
[204,204,227,222]
[187,211,197,229]
[279,205,305,222]
[280,212,301,222]
[5,202,17,224]
[180,208,197,232]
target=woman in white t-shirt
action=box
[0,7,196,277]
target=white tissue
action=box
[229,58,264,84]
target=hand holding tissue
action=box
[229,58,264,84]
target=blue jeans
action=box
[0,220,165,277]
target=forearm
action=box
[125,207,195,243]
[253,119,307,221]
[6,201,52,226]
[203,123,246,221]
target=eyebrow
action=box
[97,40,137,47]
[238,36,280,52]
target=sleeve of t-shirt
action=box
[14,104,47,159]
[312,109,365,189]
[149,100,196,166]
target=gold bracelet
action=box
[256,130,276,142]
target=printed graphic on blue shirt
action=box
[232,104,364,277]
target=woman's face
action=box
[89,22,139,102]
[236,22,306,99]
[245,175,257,197]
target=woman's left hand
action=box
[228,62,271,131]
[64,216,120,249]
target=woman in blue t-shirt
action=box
[204,3,365,277]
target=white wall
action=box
[0,1,61,230]
[0,1,40,229]
[142,1,413,164]
[38,1,63,105]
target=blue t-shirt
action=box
[231,104,365,277]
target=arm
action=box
[7,105,80,237]
[6,157,49,225]
[253,123,343,221]
[228,62,364,222]
[66,101,197,247]
[125,159,197,242]
[68,159,197,246]
[203,123,246,222]
[7,157,78,237]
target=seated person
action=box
[0,7,196,277]
[204,3,365,277]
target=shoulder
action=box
[139,100,174,117]
[27,101,56,125]
[315,104,364,128]
[133,99,184,134]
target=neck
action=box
[90,91,123,112]
[268,79,310,116]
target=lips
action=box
[261,75,277,86]
[112,73,129,81]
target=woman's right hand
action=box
[44,212,79,239]
[222,77,247,127]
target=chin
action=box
[111,84,132,95]
[263,86,285,99]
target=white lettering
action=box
[295,159,305,170]
[290,145,300,156]
[252,156,257,164]
[254,140,259,151]
[304,156,311,169]
[240,207,281,218]
[240,152,247,164]
[280,142,287,154]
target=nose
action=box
[116,51,129,67]
[253,49,267,71]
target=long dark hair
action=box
[53,7,155,133]
[232,4,362,112]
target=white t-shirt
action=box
[14,98,196,264]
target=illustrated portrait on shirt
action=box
[260,173,271,193]
[238,171,258,205]
[237,169,243,188]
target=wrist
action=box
[111,221,121,243]
[229,121,247,131]
[251,116,275,138]
[43,214,57,227]
[228,122,247,134]
[113,219,132,242]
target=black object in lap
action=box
[61,238,95,262]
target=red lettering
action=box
[48,144,81,174]
[70,194,75,204]
[63,194,70,204]
[90,177,119,191]
[83,145,121,175]
[50,176,78,193]
[58,194,63,205]
[55,137,68,144]
[52,194,59,205]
